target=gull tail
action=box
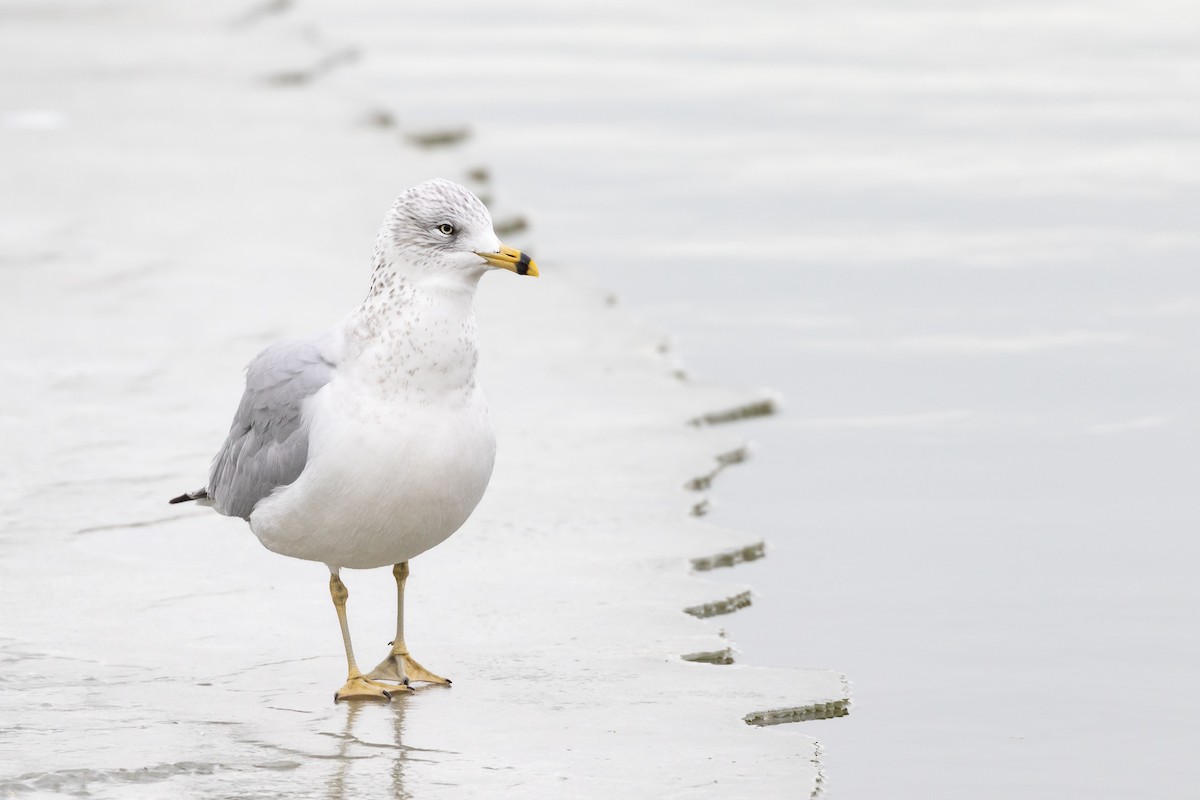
[169,488,209,505]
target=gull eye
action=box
[436,223,455,236]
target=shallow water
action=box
[4,0,1198,796]
[296,1,1200,796]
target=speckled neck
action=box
[342,265,485,400]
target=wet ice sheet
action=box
[258,0,1200,796]
[2,519,842,798]
[0,3,845,797]
[270,1,1200,797]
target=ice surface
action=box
[0,3,845,797]
[196,0,1200,796]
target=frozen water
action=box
[0,3,844,797]
[276,0,1200,796]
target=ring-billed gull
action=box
[169,179,538,701]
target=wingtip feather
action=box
[168,489,209,505]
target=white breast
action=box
[249,377,497,569]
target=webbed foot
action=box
[367,649,451,686]
[334,674,409,702]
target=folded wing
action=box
[203,334,337,520]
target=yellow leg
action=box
[367,562,451,686]
[329,572,406,702]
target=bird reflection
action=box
[389,701,411,800]
[324,699,411,800]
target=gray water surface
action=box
[307,1,1200,796]
[5,0,1198,796]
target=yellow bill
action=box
[476,244,539,277]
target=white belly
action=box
[248,380,496,569]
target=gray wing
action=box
[205,334,337,520]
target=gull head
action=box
[375,178,538,282]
